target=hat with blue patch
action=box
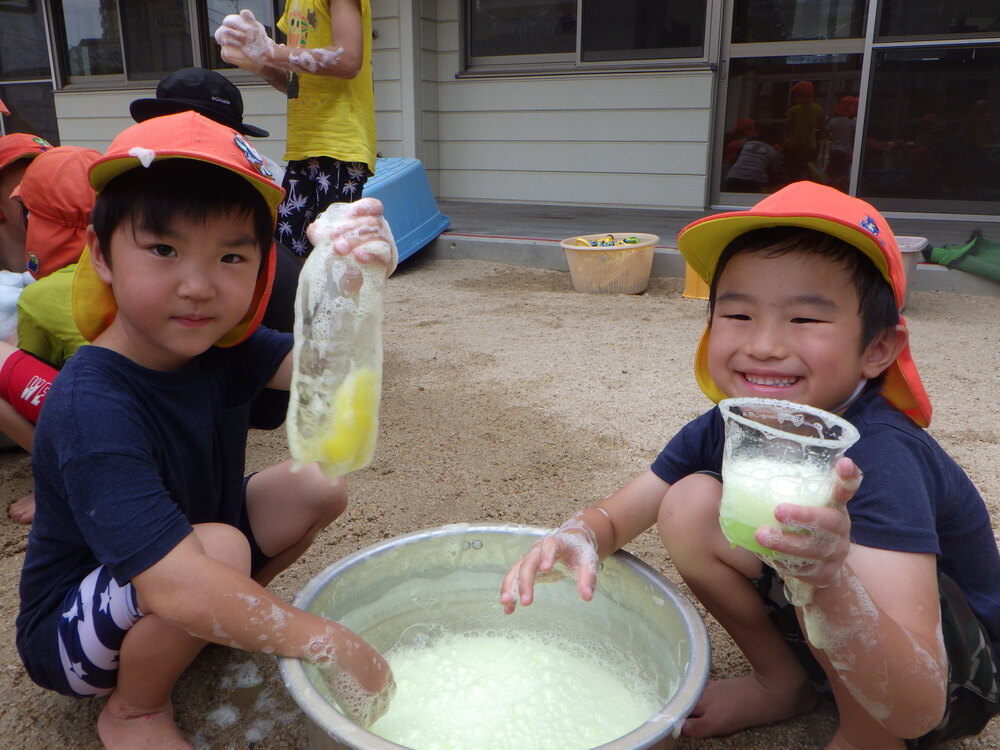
[74,111,285,347]
[677,180,932,427]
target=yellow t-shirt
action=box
[17,263,85,369]
[278,0,376,171]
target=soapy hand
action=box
[214,9,275,73]
[308,628,396,727]
[500,513,599,615]
[306,197,398,275]
[756,457,862,589]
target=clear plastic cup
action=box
[718,398,860,557]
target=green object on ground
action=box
[924,231,1000,283]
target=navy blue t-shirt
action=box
[651,389,1000,661]
[16,327,292,692]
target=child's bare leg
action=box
[245,459,348,586]
[658,473,819,738]
[97,613,200,750]
[98,523,252,750]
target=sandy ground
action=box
[1,256,999,749]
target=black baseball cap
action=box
[129,67,269,138]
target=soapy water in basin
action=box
[368,628,662,749]
[294,542,695,748]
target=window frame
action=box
[47,0,283,91]
[461,0,718,77]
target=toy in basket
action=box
[560,232,658,294]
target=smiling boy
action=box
[502,182,1000,749]
[16,112,396,749]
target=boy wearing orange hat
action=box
[502,182,999,749]
[16,111,396,749]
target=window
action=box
[0,0,58,141]
[859,44,1000,212]
[719,54,862,196]
[731,0,864,44]
[878,0,1000,41]
[53,0,282,84]
[465,0,709,70]
[581,1,706,61]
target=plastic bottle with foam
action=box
[287,204,391,481]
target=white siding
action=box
[53,81,288,166]
[427,0,714,210]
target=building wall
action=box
[51,0,718,211]
[423,0,716,209]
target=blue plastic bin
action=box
[363,158,450,263]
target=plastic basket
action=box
[560,233,658,294]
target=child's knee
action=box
[192,522,253,573]
[293,464,349,526]
[658,472,723,551]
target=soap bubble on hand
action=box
[215,9,274,72]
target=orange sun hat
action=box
[10,146,102,279]
[73,111,285,348]
[0,132,52,174]
[677,181,932,427]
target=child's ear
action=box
[861,324,907,379]
[85,226,113,284]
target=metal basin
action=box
[279,523,709,749]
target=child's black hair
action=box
[708,226,899,350]
[91,159,273,265]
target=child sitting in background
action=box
[502,181,1000,749]
[17,112,397,749]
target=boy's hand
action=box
[308,626,396,727]
[756,457,862,588]
[306,198,398,275]
[500,514,599,615]
[215,9,275,72]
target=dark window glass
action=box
[0,82,59,144]
[0,0,50,79]
[879,0,1000,39]
[120,1,193,80]
[720,54,862,195]
[731,0,864,44]
[582,1,706,61]
[468,0,577,58]
[859,45,1000,208]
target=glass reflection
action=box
[120,1,193,80]
[0,83,59,144]
[720,55,861,195]
[0,0,50,79]
[59,0,123,77]
[860,45,1000,206]
[582,1,706,61]
[467,0,577,58]
[879,0,1000,39]
[731,0,864,43]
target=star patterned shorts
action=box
[56,565,144,697]
[276,156,369,256]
